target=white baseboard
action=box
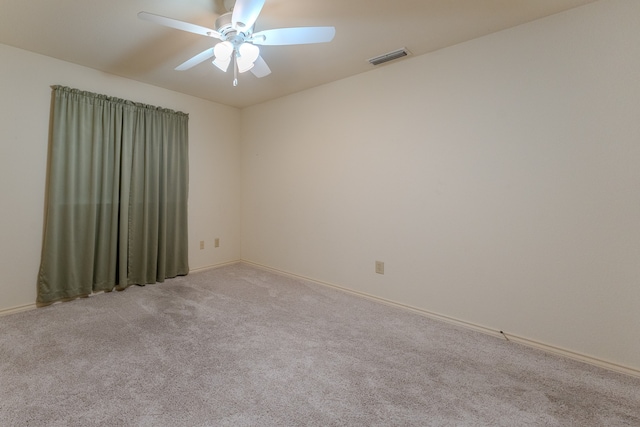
[190,259,241,273]
[242,260,640,379]
[497,333,640,379]
[0,303,37,317]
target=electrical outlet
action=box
[214,238,220,248]
[200,240,205,250]
[375,261,384,275]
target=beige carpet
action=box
[1,263,639,426]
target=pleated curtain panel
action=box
[37,86,189,305]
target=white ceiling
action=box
[0,0,599,108]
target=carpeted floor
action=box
[1,263,639,426]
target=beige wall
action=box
[241,0,640,372]
[0,44,242,312]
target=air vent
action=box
[368,48,410,66]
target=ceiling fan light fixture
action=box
[236,55,255,73]
[238,42,260,63]
[214,41,234,60]
[213,57,231,72]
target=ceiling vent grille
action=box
[368,48,410,66]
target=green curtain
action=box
[37,86,189,305]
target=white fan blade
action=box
[231,0,265,32]
[138,11,221,39]
[175,48,216,71]
[251,56,271,78]
[252,27,335,46]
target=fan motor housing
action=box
[215,13,234,35]
[216,12,254,39]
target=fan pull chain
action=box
[233,53,239,87]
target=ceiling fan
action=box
[138,0,336,86]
